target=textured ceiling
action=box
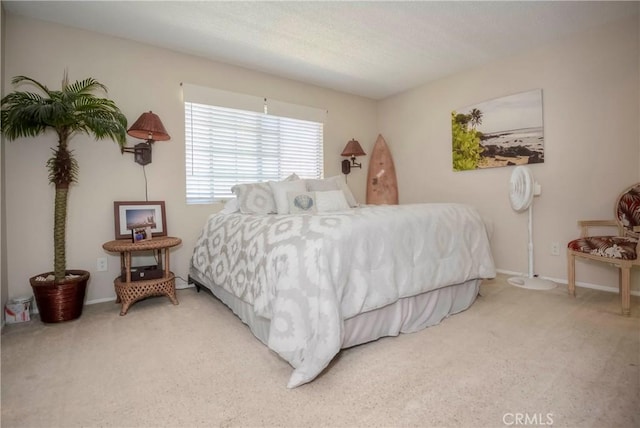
[3,1,638,100]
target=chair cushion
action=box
[568,236,638,260]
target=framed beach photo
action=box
[452,89,544,171]
[114,201,167,240]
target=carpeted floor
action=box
[1,274,639,428]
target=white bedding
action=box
[190,203,495,388]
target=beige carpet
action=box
[1,275,638,428]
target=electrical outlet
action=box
[96,257,108,272]
[551,242,560,256]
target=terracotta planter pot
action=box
[29,270,89,323]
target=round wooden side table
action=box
[102,236,181,315]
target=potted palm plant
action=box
[1,73,127,323]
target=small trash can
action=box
[5,296,33,324]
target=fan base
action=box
[508,276,557,290]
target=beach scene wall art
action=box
[452,89,544,171]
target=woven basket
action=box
[29,270,89,323]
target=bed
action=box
[189,202,495,388]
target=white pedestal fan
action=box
[507,166,557,290]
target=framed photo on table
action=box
[114,201,167,240]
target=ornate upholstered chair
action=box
[567,183,640,316]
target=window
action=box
[184,90,325,204]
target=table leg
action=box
[125,251,132,283]
[120,300,131,316]
[164,248,170,277]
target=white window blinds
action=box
[183,84,325,204]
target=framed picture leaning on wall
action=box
[114,201,167,240]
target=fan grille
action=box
[509,166,534,212]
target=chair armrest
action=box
[577,220,621,237]
[577,220,617,227]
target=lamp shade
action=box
[341,139,366,157]
[127,111,170,141]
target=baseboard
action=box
[29,277,195,314]
[495,269,640,297]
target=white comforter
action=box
[191,203,495,387]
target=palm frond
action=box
[80,115,128,147]
[65,78,108,96]
[1,92,50,139]
[11,76,50,95]
[1,91,46,104]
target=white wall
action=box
[377,16,640,291]
[3,14,377,303]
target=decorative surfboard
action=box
[366,134,399,205]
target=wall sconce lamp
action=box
[341,138,366,175]
[122,111,170,166]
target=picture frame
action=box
[131,225,152,243]
[452,88,544,171]
[114,201,167,240]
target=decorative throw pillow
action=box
[231,182,276,215]
[316,190,350,212]
[269,179,307,214]
[219,198,239,214]
[288,191,317,214]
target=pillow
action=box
[269,179,307,214]
[284,173,300,181]
[305,178,340,192]
[307,175,358,207]
[230,174,301,215]
[231,182,276,215]
[287,190,350,214]
[219,198,239,214]
[316,190,350,212]
[288,191,317,214]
